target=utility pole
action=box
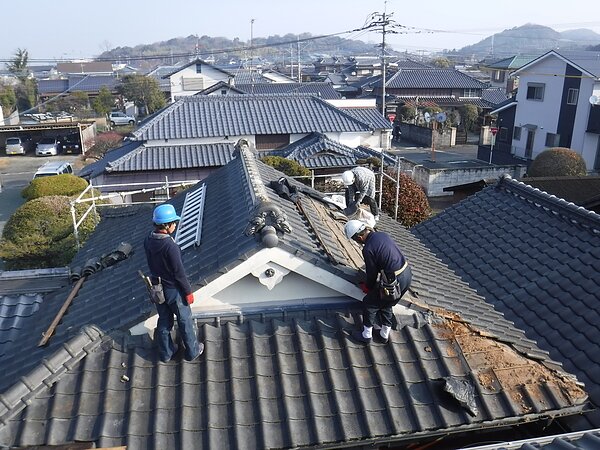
[250,19,255,71]
[297,36,301,83]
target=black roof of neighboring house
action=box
[78,140,144,179]
[235,82,342,99]
[338,107,393,129]
[523,176,600,208]
[0,147,591,448]
[412,174,600,429]
[481,87,509,106]
[270,132,357,168]
[382,69,488,90]
[132,95,383,141]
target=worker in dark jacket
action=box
[344,220,412,344]
[342,167,379,220]
[144,203,203,362]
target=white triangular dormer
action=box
[130,247,363,336]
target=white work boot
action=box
[352,325,372,344]
[380,325,391,344]
[362,326,373,339]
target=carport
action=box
[0,121,96,156]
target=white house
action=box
[163,58,234,102]
[509,50,600,171]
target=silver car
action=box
[36,137,60,156]
[109,111,136,126]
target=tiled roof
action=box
[231,69,272,84]
[481,87,509,106]
[0,294,44,360]
[525,176,600,207]
[412,175,600,428]
[466,429,600,450]
[235,82,342,99]
[132,95,378,141]
[271,132,356,168]
[0,152,591,448]
[106,143,235,172]
[483,55,537,70]
[37,75,119,94]
[383,69,487,89]
[78,140,144,179]
[393,95,494,109]
[338,107,393,129]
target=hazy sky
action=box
[2,0,599,61]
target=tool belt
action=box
[394,261,408,277]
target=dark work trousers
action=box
[362,266,412,329]
[155,286,200,362]
[345,190,380,217]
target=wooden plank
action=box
[38,276,87,347]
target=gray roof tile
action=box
[412,175,600,428]
[384,69,487,89]
[0,152,592,448]
[235,82,342,99]
[132,94,378,141]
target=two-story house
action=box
[163,58,235,102]
[503,50,600,171]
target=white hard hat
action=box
[344,219,367,240]
[341,170,355,186]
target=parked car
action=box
[5,136,31,155]
[61,134,81,154]
[33,161,73,179]
[109,111,135,126]
[35,137,60,156]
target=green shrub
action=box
[380,170,431,227]
[22,174,89,200]
[261,156,311,179]
[527,147,587,177]
[0,195,97,269]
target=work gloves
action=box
[358,282,369,294]
[185,293,195,305]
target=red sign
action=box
[388,114,396,122]
[490,127,499,135]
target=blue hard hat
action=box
[152,204,181,224]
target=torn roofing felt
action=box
[412,175,600,428]
[0,148,592,448]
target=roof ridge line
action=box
[107,142,147,171]
[132,100,180,138]
[0,325,105,426]
[499,175,600,231]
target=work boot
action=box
[351,326,372,344]
[185,342,205,362]
[379,325,391,344]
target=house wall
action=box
[399,123,455,147]
[512,55,598,170]
[169,64,231,102]
[400,159,526,196]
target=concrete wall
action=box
[399,123,455,147]
[399,159,526,197]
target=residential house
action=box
[497,50,600,171]
[0,144,591,449]
[479,55,537,94]
[413,174,600,429]
[131,94,392,151]
[37,74,121,103]
[373,68,489,114]
[162,58,235,102]
[234,82,341,99]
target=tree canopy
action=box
[117,74,165,115]
[22,174,89,201]
[380,170,431,227]
[527,147,587,177]
[0,196,96,269]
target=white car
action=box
[36,137,60,156]
[109,111,136,126]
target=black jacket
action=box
[144,231,192,294]
[362,231,407,290]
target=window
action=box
[545,132,560,147]
[255,134,290,150]
[567,88,579,105]
[195,63,202,74]
[513,126,522,141]
[526,83,545,100]
[462,88,479,98]
[492,70,506,83]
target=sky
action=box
[1,0,599,62]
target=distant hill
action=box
[455,24,600,59]
[99,34,380,70]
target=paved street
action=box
[0,154,82,269]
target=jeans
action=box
[363,266,412,328]
[155,286,200,361]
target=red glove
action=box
[358,282,369,294]
[185,293,195,305]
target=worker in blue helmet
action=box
[144,203,204,362]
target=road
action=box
[0,154,82,269]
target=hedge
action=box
[22,174,89,200]
[527,147,587,177]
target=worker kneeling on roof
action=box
[342,167,379,222]
[344,219,412,344]
[144,204,204,363]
